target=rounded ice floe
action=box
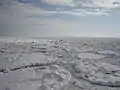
[97,50,120,57]
[98,50,116,55]
[73,60,120,87]
[77,52,104,59]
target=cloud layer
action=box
[1,0,120,16]
[0,0,120,37]
[35,0,120,16]
[42,0,73,5]
[43,0,120,15]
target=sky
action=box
[0,0,120,37]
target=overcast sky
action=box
[0,0,120,37]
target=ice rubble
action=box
[0,38,120,90]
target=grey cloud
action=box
[1,0,120,15]
[39,0,120,15]
[0,0,13,6]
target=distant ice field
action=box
[0,37,120,90]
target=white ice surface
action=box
[0,38,120,90]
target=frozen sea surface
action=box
[0,37,120,90]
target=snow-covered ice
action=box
[0,38,120,90]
